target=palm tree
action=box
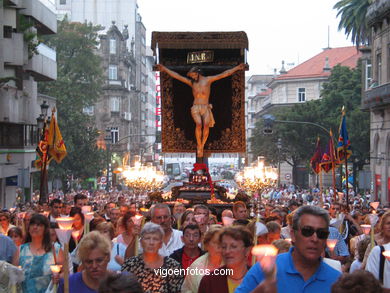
[333,0,373,47]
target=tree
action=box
[251,63,369,185]
[334,0,372,47]
[39,18,105,187]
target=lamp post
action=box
[36,101,50,204]
[276,138,282,188]
[104,129,112,192]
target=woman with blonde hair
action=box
[57,231,112,292]
[181,224,224,293]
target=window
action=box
[110,97,120,112]
[83,105,94,116]
[109,39,116,54]
[297,88,306,102]
[3,26,12,38]
[110,127,119,144]
[60,0,66,4]
[365,60,372,90]
[376,53,382,85]
[388,45,390,82]
[108,65,117,80]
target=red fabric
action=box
[181,250,199,270]
[192,163,215,197]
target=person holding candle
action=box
[57,231,111,293]
[365,210,390,289]
[236,205,341,293]
[181,224,224,293]
[69,207,84,253]
[13,213,64,293]
[121,222,184,293]
[48,199,62,224]
[198,226,252,293]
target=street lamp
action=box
[36,100,50,204]
[104,129,112,192]
[276,138,282,187]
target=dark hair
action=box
[69,207,84,224]
[74,193,87,204]
[219,226,253,248]
[89,216,106,232]
[26,213,51,253]
[182,224,201,235]
[331,270,382,293]
[233,219,250,226]
[121,211,136,230]
[7,226,23,238]
[50,198,62,207]
[98,271,143,293]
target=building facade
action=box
[251,47,361,187]
[0,0,57,208]
[55,0,157,167]
[362,0,390,204]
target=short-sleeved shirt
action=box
[236,247,341,293]
[0,234,16,263]
[58,272,96,293]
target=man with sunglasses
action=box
[236,205,341,293]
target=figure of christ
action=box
[156,63,245,158]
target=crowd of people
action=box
[0,188,389,293]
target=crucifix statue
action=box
[156,63,245,158]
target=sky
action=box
[137,0,352,75]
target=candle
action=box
[50,265,62,293]
[370,201,379,210]
[55,217,73,293]
[326,239,338,254]
[132,215,143,256]
[383,250,390,261]
[252,244,278,274]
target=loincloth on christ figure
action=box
[190,104,216,128]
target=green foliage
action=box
[18,14,40,58]
[334,0,372,47]
[250,63,369,183]
[39,18,105,184]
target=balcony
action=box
[25,43,57,81]
[3,33,25,66]
[0,122,38,149]
[362,83,390,110]
[20,0,57,35]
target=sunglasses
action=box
[299,226,329,240]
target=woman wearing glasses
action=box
[236,205,342,293]
[121,222,184,293]
[57,231,112,293]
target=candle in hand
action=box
[252,244,278,272]
[326,239,338,253]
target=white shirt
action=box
[366,242,390,288]
[138,228,183,257]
